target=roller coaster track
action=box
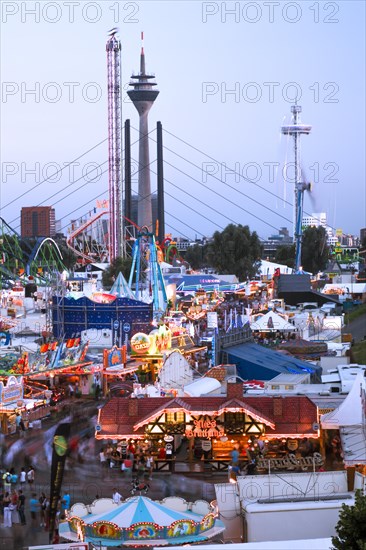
[66,211,108,264]
[0,217,66,284]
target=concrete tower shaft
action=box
[128,38,159,230]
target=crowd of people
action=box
[0,464,70,537]
[99,442,155,480]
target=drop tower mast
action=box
[106,29,123,261]
[281,105,312,272]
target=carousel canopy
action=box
[76,496,206,526]
[60,496,225,547]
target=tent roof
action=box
[259,260,294,275]
[110,272,135,299]
[250,311,296,332]
[225,342,321,377]
[321,372,366,428]
[77,496,205,527]
[184,377,221,397]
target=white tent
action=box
[321,373,366,466]
[321,372,366,429]
[259,260,294,276]
[184,377,221,397]
[250,311,295,332]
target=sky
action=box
[0,0,365,242]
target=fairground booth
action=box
[128,325,206,384]
[96,382,321,472]
[0,375,50,434]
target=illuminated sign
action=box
[130,327,172,355]
[103,346,127,368]
[0,376,24,404]
[185,419,225,439]
[257,452,323,470]
[130,333,151,354]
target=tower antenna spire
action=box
[128,37,159,230]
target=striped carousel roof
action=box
[79,496,206,527]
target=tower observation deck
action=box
[128,34,159,230]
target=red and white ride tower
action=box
[106,28,123,261]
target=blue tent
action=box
[223,342,321,382]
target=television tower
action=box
[106,28,123,261]
[281,105,312,272]
[128,33,159,230]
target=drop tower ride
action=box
[106,29,123,261]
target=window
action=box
[166,412,185,423]
[271,385,280,390]
[285,385,294,390]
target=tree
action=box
[332,489,366,549]
[206,224,262,280]
[102,256,133,289]
[56,241,77,271]
[274,244,295,268]
[183,244,208,270]
[301,226,330,274]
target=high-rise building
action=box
[21,206,55,238]
[302,212,334,242]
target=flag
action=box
[49,422,71,543]
[237,314,243,329]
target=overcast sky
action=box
[1,0,365,241]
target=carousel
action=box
[60,495,225,546]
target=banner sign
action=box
[256,452,324,471]
[207,312,218,329]
[49,423,71,543]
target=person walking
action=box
[99,448,107,468]
[3,470,12,494]
[27,466,35,487]
[112,488,123,504]
[19,467,26,490]
[61,491,70,518]
[145,453,154,480]
[3,492,12,527]
[42,495,50,530]
[10,468,18,487]
[17,490,26,525]
[39,492,47,527]
[29,493,40,528]
[10,489,19,524]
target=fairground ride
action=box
[66,209,109,265]
[128,227,167,320]
[281,105,312,273]
[0,217,66,285]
